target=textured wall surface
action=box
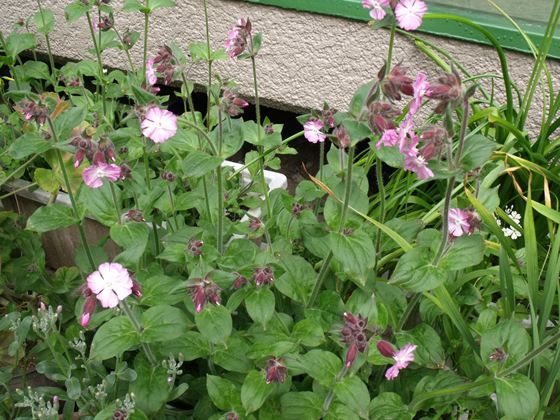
[1,0,558,135]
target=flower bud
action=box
[376,340,396,358]
[253,266,274,286]
[265,357,287,384]
[345,342,358,368]
[81,295,97,327]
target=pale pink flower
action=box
[141,106,177,143]
[376,128,399,149]
[87,262,133,308]
[395,0,427,31]
[146,57,157,86]
[448,208,471,237]
[82,163,121,188]
[225,18,251,59]
[404,151,434,180]
[385,343,417,380]
[304,119,326,144]
[362,0,390,20]
[397,116,416,153]
[410,73,430,115]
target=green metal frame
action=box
[243,0,560,59]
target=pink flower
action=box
[410,73,430,115]
[225,18,251,59]
[376,128,399,149]
[448,208,480,237]
[304,119,326,143]
[385,343,417,380]
[404,151,434,180]
[146,57,157,85]
[395,0,427,31]
[362,0,390,20]
[141,106,177,143]
[87,262,133,308]
[82,162,121,188]
[448,208,471,237]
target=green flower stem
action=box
[433,99,470,264]
[203,0,213,134]
[143,139,152,190]
[119,300,157,366]
[36,0,56,84]
[85,11,107,119]
[167,183,179,231]
[181,72,214,223]
[178,117,219,156]
[307,146,355,309]
[47,117,96,272]
[142,7,150,84]
[322,365,349,416]
[109,182,121,225]
[216,110,225,254]
[250,54,273,224]
[113,26,136,72]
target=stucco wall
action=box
[1,0,557,135]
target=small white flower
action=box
[496,206,522,239]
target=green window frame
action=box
[243,0,560,59]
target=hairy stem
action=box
[119,300,157,366]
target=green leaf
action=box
[140,274,185,306]
[110,223,150,267]
[241,370,274,415]
[182,151,222,178]
[90,316,139,360]
[439,234,485,271]
[150,0,176,11]
[276,255,316,305]
[22,61,50,80]
[34,9,55,34]
[6,33,37,58]
[122,0,144,12]
[292,319,324,347]
[341,118,372,147]
[211,118,244,159]
[245,288,275,327]
[26,204,77,233]
[163,331,209,361]
[206,375,241,412]
[54,106,87,142]
[214,335,253,373]
[281,392,322,419]
[141,305,188,343]
[300,350,341,387]
[189,42,209,62]
[369,393,413,420]
[460,134,496,172]
[334,375,370,418]
[80,183,120,226]
[195,305,232,344]
[390,247,447,292]
[330,230,375,286]
[495,374,539,420]
[65,377,81,400]
[129,357,170,415]
[33,168,58,194]
[64,1,92,22]
[251,33,263,55]
[480,320,529,371]
[9,133,51,159]
[350,81,375,117]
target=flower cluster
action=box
[225,18,252,58]
[253,266,274,286]
[497,205,522,239]
[146,46,175,86]
[18,99,48,125]
[340,312,369,368]
[363,0,427,31]
[221,89,249,117]
[187,277,221,313]
[376,339,417,380]
[265,357,287,384]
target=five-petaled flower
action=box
[395,0,428,31]
[362,0,390,20]
[141,106,177,143]
[82,162,121,189]
[87,262,133,308]
[377,340,417,380]
[303,119,326,144]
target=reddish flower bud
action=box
[187,238,204,256]
[380,64,414,101]
[345,342,358,368]
[265,357,287,384]
[225,413,239,420]
[187,278,221,312]
[253,266,274,286]
[74,149,85,168]
[131,280,142,298]
[81,295,97,327]
[292,202,303,217]
[368,102,400,134]
[376,340,396,358]
[333,126,350,149]
[249,218,262,231]
[125,209,145,222]
[233,273,248,289]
